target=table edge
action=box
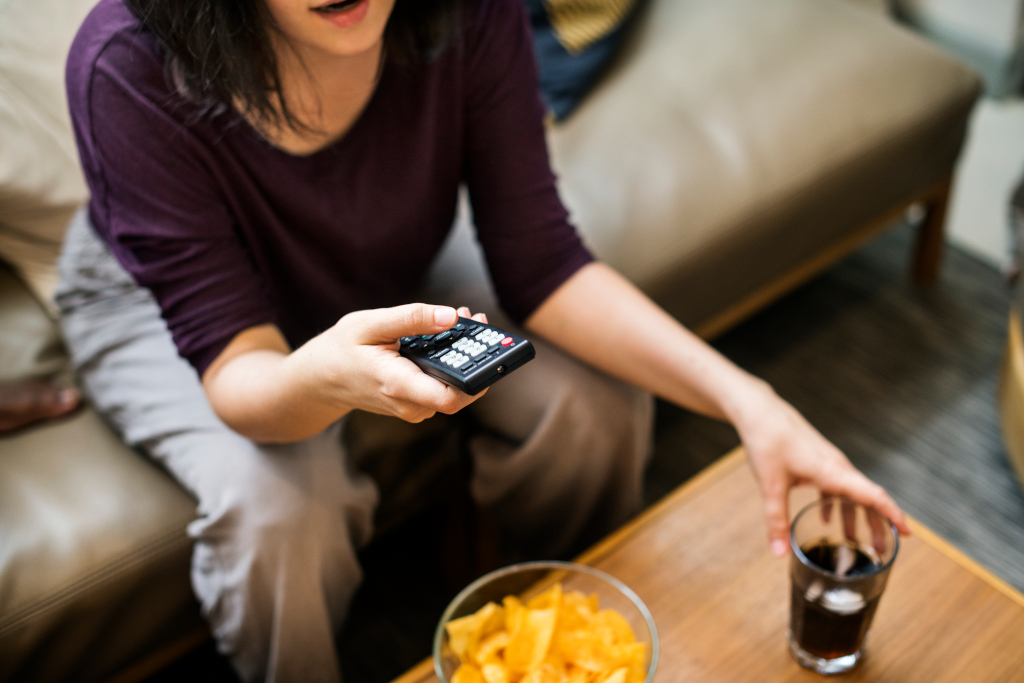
[390,448,1024,683]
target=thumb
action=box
[764,492,791,558]
[355,303,457,344]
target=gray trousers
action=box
[55,211,653,683]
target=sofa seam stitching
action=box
[0,521,194,635]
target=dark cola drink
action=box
[788,497,898,674]
[790,542,882,660]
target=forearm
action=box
[203,326,350,443]
[201,305,485,444]
[528,262,911,552]
[525,262,774,428]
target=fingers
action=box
[841,499,857,543]
[868,510,888,557]
[457,307,490,325]
[350,303,458,344]
[828,469,911,537]
[382,360,485,420]
[763,484,792,558]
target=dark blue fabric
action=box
[525,0,642,120]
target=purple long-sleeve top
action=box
[66,0,593,375]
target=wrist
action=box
[283,333,353,416]
[719,373,783,436]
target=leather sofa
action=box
[0,0,980,680]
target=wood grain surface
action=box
[395,450,1024,683]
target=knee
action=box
[186,433,376,586]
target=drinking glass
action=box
[788,496,899,675]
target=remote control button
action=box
[453,357,468,369]
[420,334,433,340]
[468,326,481,334]
[501,337,513,346]
[408,341,422,350]
[451,330,464,340]
[487,346,501,354]
[400,337,414,344]
[434,330,452,343]
[454,323,466,331]
[470,347,485,358]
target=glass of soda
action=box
[788,495,899,675]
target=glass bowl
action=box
[433,561,659,683]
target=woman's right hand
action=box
[203,303,489,443]
[291,303,489,424]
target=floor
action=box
[147,218,1024,682]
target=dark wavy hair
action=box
[123,0,460,132]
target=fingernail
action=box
[771,540,788,557]
[434,307,456,327]
[59,388,78,406]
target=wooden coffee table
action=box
[394,449,1024,682]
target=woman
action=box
[60,0,909,680]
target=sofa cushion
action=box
[0,265,67,382]
[0,409,201,683]
[0,0,99,305]
[0,268,201,682]
[548,0,980,329]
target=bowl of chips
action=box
[433,561,658,683]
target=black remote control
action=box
[399,318,535,396]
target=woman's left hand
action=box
[735,383,912,556]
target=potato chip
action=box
[447,602,504,662]
[506,607,557,673]
[618,642,645,668]
[503,596,525,635]
[593,668,628,683]
[566,666,593,683]
[451,664,485,683]
[475,631,510,666]
[605,643,646,672]
[519,663,566,683]
[481,662,510,683]
[557,591,598,632]
[564,591,599,616]
[543,643,566,672]
[527,583,563,611]
[447,583,646,683]
[592,610,635,645]
[556,631,612,672]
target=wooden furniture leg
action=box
[912,176,952,286]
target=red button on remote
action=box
[501,337,513,346]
